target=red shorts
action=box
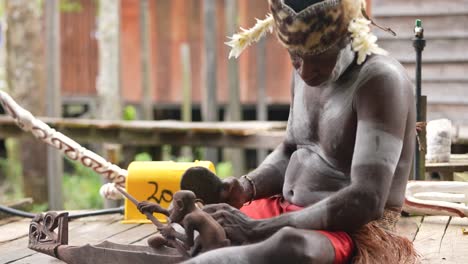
[241,196,354,264]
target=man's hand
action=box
[203,203,259,244]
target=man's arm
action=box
[243,142,296,199]
[251,60,413,236]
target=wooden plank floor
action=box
[0,214,467,263]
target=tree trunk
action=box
[6,0,48,204]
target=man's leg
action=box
[183,227,336,264]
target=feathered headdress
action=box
[225,0,395,65]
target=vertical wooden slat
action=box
[169,0,188,103]
[215,0,228,104]
[139,0,153,119]
[153,0,171,103]
[257,38,268,162]
[121,0,142,103]
[61,1,333,106]
[202,0,218,162]
[45,0,64,210]
[61,0,98,97]
[188,1,202,103]
[225,0,245,175]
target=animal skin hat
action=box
[226,0,393,65]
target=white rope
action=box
[0,91,124,200]
[404,181,468,217]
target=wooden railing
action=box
[0,116,286,149]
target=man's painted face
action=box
[288,49,338,86]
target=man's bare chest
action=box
[287,83,357,167]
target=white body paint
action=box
[352,121,403,173]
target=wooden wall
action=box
[61,0,373,106]
[119,0,292,105]
[373,0,468,125]
[60,0,98,97]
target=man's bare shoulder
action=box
[352,54,415,118]
[358,54,413,90]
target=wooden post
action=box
[45,0,64,210]
[139,0,153,120]
[202,0,218,163]
[419,96,427,180]
[225,0,241,123]
[224,0,244,176]
[97,0,121,120]
[181,44,192,123]
[97,0,122,207]
[181,43,192,158]
[256,38,268,164]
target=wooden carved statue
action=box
[138,190,230,256]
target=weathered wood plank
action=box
[402,62,468,82]
[375,14,468,39]
[67,219,132,245]
[426,162,468,173]
[423,82,468,105]
[107,224,157,245]
[396,216,423,241]
[0,116,287,134]
[0,216,22,226]
[373,0,468,16]
[379,38,468,63]
[428,104,468,128]
[413,216,451,263]
[438,217,468,264]
[8,215,130,263]
[0,220,86,263]
[0,218,31,244]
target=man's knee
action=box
[264,227,334,264]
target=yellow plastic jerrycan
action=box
[122,160,216,224]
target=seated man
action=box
[186,0,417,263]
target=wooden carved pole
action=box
[0,91,127,200]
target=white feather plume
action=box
[225,14,274,59]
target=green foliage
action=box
[0,157,23,202]
[123,105,137,121]
[0,139,24,202]
[0,1,4,18]
[60,0,83,13]
[31,203,48,213]
[62,159,103,210]
[134,152,152,162]
[216,161,233,179]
